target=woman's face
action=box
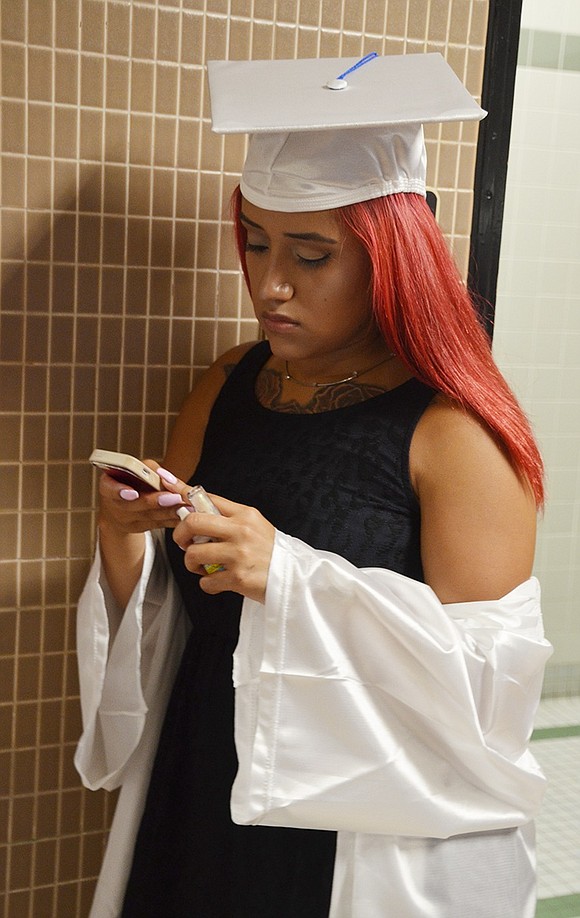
[240,199,378,368]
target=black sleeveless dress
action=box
[122,342,435,917]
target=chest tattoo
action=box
[255,368,387,414]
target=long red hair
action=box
[231,186,544,508]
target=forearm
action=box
[98,516,147,610]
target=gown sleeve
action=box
[74,530,189,792]
[231,530,553,839]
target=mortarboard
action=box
[207,53,486,212]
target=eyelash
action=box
[244,243,331,269]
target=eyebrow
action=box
[239,211,339,246]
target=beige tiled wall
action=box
[0,1,488,914]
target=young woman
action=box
[76,55,552,917]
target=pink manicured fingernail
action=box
[158,492,183,507]
[120,488,140,501]
[157,467,178,484]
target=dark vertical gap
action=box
[469,0,524,340]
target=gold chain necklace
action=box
[284,352,395,388]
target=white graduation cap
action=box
[207,53,486,212]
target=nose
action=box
[273,282,293,297]
[257,261,294,303]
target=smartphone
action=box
[89,449,162,492]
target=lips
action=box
[260,311,300,333]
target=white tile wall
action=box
[493,48,580,677]
[532,736,580,899]
[522,0,580,36]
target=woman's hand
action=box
[97,460,189,535]
[96,460,192,610]
[177,496,275,603]
[157,470,275,603]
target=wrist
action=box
[97,521,147,610]
[97,514,143,545]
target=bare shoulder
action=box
[411,396,519,488]
[163,341,258,480]
[410,396,537,603]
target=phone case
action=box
[89,449,162,492]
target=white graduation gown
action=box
[74,532,190,917]
[75,530,552,917]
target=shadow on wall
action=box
[2,156,212,582]
[0,162,210,909]
[4,165,201,430]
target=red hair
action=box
[231,186,544,508]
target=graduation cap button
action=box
[325,78,348,90]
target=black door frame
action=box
[469,0,524,339]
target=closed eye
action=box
[297,253,331,268]
[245,243,330,269]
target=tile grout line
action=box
[532,725,580,741]
[535,892,580,917]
